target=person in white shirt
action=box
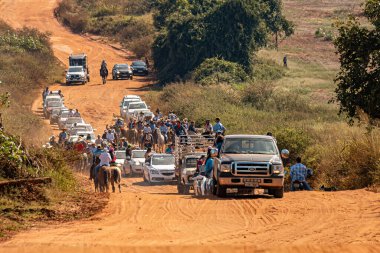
[143,123,152,134]
[99,151,111,167]
[106,130,115,143]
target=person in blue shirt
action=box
[290,157,312,191]
[204,148,217,178]
[213,117,226,134]
[159,121,168,143]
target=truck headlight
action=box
[273,164,284,174]
[150,169,159,174]
[135,161,140,165]
[220,164,231,172]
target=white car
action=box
[63,117,84,129]
[114,150,127,171]
[68,123,93,135]
[58,110,70,129]
[143,154,176,184]
[125,101,149,121]
[120,98,141,118]
[124,149,146,176]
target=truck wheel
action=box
[273,187,284,198]
[268,189,275,195]
[216,181,227,198]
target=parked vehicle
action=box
[131,61,148,76]
[213,135,285,198]
[58,110,70,129]
[124,149,146,176]
[124,101,149,121]
[114,150,127,171]
[63,117,85,129]
[143,154,176,184]
[67,123,93,135]
[69,53,90,82]
[177,153,206,194]
[66,66,87,85]
[43,94,62,109]
[112,64,133,80]
[44,100,64,119]
[120,98,141,118]
[50,107,68,124]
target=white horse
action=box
[154,128,165,153]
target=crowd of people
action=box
[45,95,312,191]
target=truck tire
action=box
[216,181,227,198]
[273,187,284,198]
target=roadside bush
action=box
[272,127,313,161]
[315,133,380,189]
[123,0,153,15]
[252,58,285,81]
[192,58,249,85]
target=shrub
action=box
[241,82,274,110]
[252,58,285,81]
[123,0,153,15]
[316,133,380,189]
[315,27,335,41]
[272,127,312,161]
[192,58,249,85]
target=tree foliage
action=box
[153,0,293,83]
[334,0,380,124]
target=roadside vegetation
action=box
[0,21,107,239]
[55,0,155,58]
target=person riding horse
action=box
[100,60,108,84]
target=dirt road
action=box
[0,0,379,253]
[0,0,152,134]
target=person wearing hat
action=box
[203,119,213,136]
[95,134,102,145]
[102,130,107,140]
[143,122,152,134]
[120,137,128,149]
[188,121,197,134]
[106,129,115,143]
[214,131,224,155]
[213,117,226,135]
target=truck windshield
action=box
[152,156,175,165]
[115,151,127,159]
[68,67,83,72]
[223,138,277,155]
[185,158,198,168]
[129,103,147,110]
[132,151,146,158]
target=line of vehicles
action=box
[65,53,149,85]
[43,90,96,144]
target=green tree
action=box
[334,0,380,123]
[153,0,293,83]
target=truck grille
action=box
[232,162,270,176]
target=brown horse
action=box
[97,166,111,193]
[97,166,122,193]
